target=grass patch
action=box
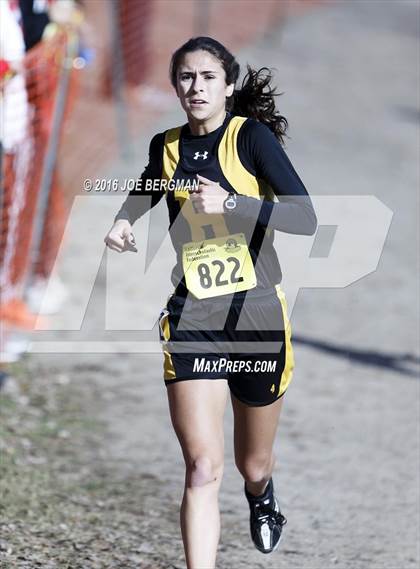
[0,361,175,569]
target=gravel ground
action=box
[2,1,419,568]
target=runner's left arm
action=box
[235,120,317,235]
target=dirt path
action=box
[2,1,419,568]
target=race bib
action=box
[182,233,257,299]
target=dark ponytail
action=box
[230,65,288,144]
[170,37,289,144]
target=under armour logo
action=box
[193,151,208,160]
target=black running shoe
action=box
[245,478,287,554]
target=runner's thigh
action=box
[167,379,228,463]
[231,393,284,463]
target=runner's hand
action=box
[104,219,138,253]
[189,174,226,214]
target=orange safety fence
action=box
[0,30,78,330]
[100,0,153,99]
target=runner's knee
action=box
[236,454,274,484]
[186,456,223,488]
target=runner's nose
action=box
[192,75,205,94]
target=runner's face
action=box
[176,50,234,124]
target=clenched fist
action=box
[104,219,138,253]
[189,174,227,214]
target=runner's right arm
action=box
[104,133,165,252]
[114,132,166,225]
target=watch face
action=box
[225,195,236,210]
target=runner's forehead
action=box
[178,51,223,74]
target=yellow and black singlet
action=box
[115,113,317,299]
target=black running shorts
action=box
[158,284,294,406]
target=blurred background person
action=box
[0,0,33,364]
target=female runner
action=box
[104,37,317,568]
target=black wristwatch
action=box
[223,193,237,213]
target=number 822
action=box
[197,257,244,289]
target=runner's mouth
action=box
[190,100,208,107]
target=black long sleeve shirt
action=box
[115,114,317,293]
[115,117,316,234]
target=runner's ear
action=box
[226,83,234,98]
